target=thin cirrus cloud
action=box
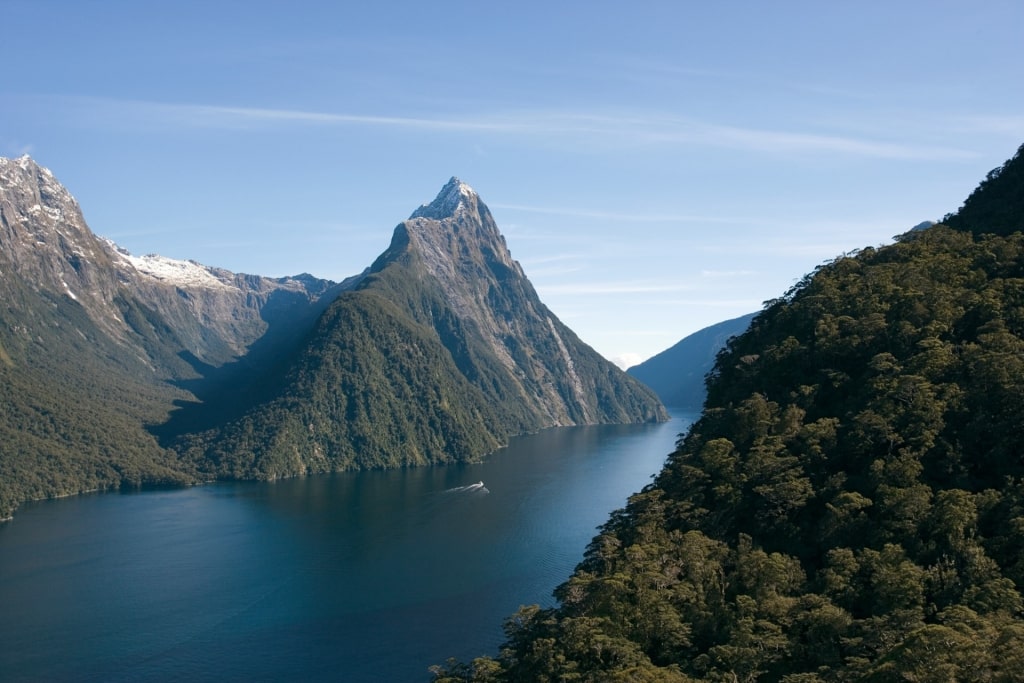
[955,115,1024,137]
[490,203,744,224]
[700,269,758,278]
[538,281,696,295]
[519,253,587,275]
[44,95,977,161]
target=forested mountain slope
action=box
[1,162,663,518]
[435,145,1024,681]
[0,156,339,518]
[176,178,666,478]
[944,143,1024,238]
[0,157,194,517]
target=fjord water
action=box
[0,414,692,682]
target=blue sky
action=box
[3,1,1022,367]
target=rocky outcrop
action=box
[0,155,130,340]
[0,155,341,374]
[393,177,662,426]
[0,161,665,514]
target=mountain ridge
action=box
[0,155,342,373]
[173,177,666,478]
[628,311,757,410]
[0,159,665,516]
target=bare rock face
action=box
[404,178,596,423]
[0,156,340,374]
[371,177,667,427]
[173,176,667,480]
[103,242,344,367]
[0,161,664,513]
[0,155,129,339]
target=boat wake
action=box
[445,481,490,494]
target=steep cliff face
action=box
[0,160,664,515]
[180,178,667,478]
[0,157,343,517]
[0,155,130,341]
[394,177,664,426]
[0,155,340,375]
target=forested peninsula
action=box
[433,146,1024,681]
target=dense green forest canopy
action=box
[0,282,196,519]
[433,145,1024,681]
[944,143,1024,238]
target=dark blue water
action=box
[0,414,693,682]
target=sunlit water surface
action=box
[0,413,694,682]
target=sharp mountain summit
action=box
[0,158,665,518]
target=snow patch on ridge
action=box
[61,279,78,301]
[102,239,235,291]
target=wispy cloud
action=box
[700,269,758,278]
[41,95,977,161]
[519,253,587,277]
[523,264,587,279]
[955,115,1024,138]
[693,241,865,259]
[539,281,696,295]
[521,253,586,265]
[656,297,767,308]
[75,97,531,133]
[492,203,743,223]
[610,352,644,370]
[604,55,880,102]
[665,121,975,160]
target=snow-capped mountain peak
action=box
[409,176,479,220]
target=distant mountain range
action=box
[628,312,757,410]
[0,159,664,517]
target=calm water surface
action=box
[0,413,694,682]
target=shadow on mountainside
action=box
[147,283,345,445]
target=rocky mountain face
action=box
[0,156,119,327]
[103,242,349,372]
[0,156,348,517]
[0,155,341,377]
[0,161,665,516]
[175,178,666,478]
[388,177,660,426]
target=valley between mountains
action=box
[5,142,1024,681]
[0,158,664,519]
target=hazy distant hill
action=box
[627,312,756,410]
[435,144,1024,681]
[0,161,664,517]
